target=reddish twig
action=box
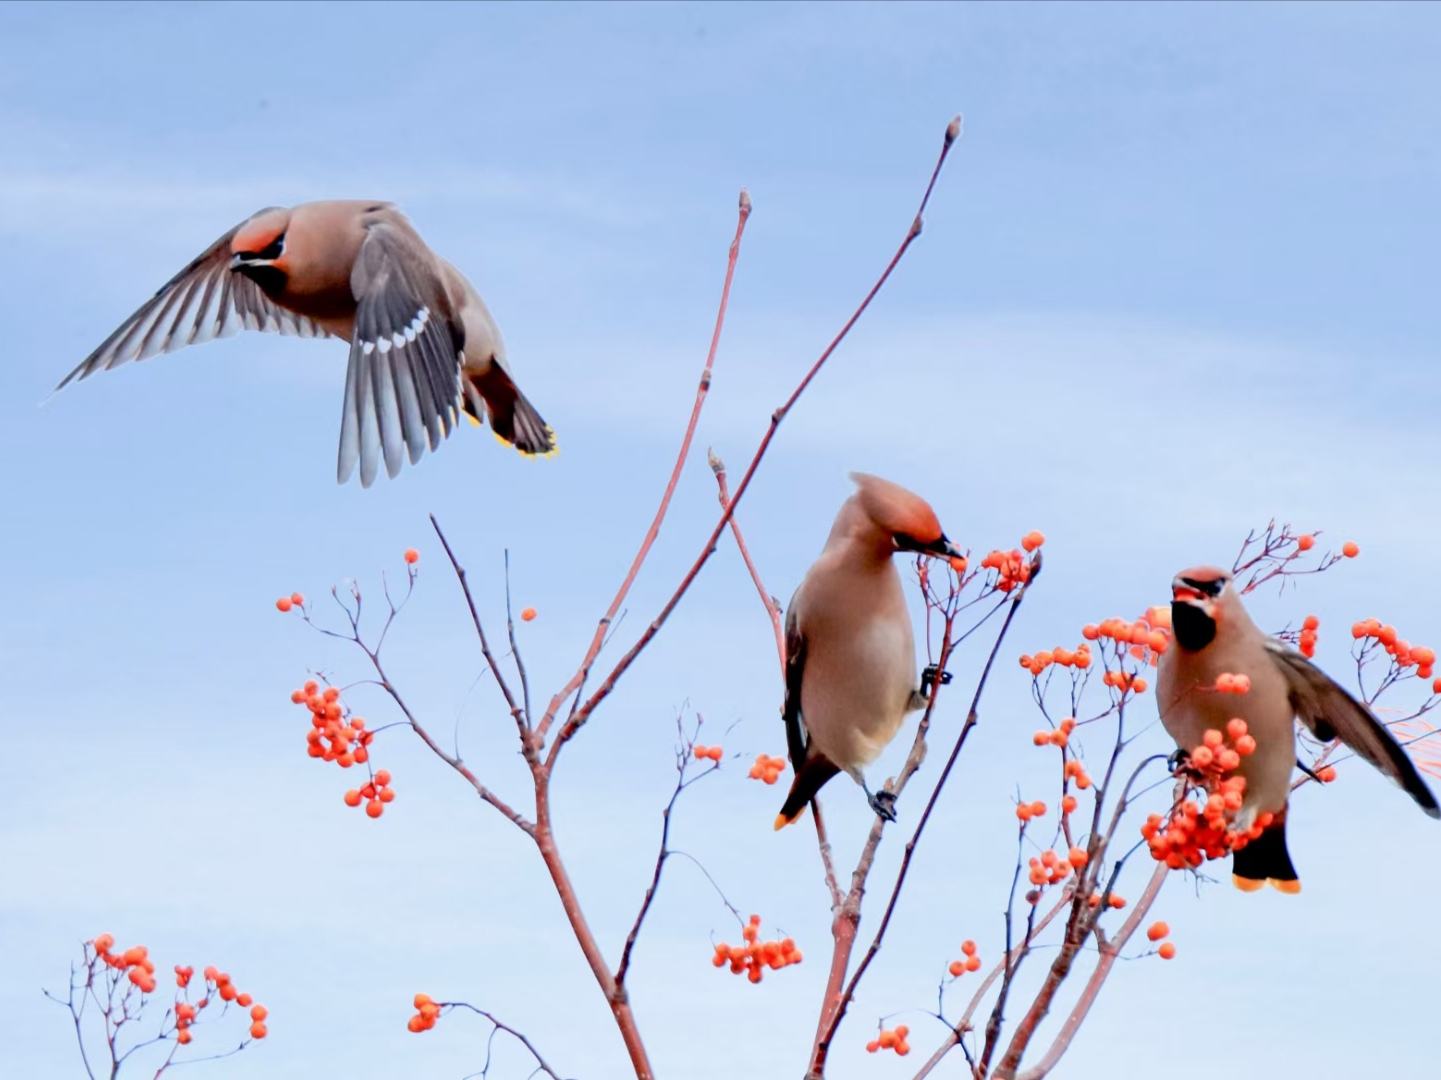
[551,116,963,760]
[709,448,841,909]
[444,1001,568,1080]
[810,560,1038,1075]
[1010,862,1168,1080]
[535,190,753,747]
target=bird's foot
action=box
[1167,748,1203,780]
[920,663,953,698]
[868,789,898,822]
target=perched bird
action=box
[56,200,555,485]
[1158,565,1439,893]
[774,473,964,829]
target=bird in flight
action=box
[56,200,555,486]
[1158,565,1438,893]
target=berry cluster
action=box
[1146,920,1177,959]
[290,681,394,818]
[947,939,983,977]
[1212,673,1252,695]
[1351,619,1437,682]
[747,754,786,784]
[710,915,802,984]
[1019,645,1092,677]
[407,993,442,1033]
[1064,759,1094,790]
[691,744,724,763]
[1297,615,1320,659]
[94,936,157,993]
[1086,892,1128,910]
[343,770,396,818]
[1101,670,1148,694]
[866,1024,911,1056]
[1015,799,1048,822]
[1027,847,1086,888]
[1032,717,1078,748]
[274,591,305,613]
[1081,615,1171,662]
[1143,720,1267,870]
[982,532,1043,593]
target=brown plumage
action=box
[1157,565,1438,893]
[775,473,963,829]
[57,200,555,486]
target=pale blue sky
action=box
[3,2,1440,1078]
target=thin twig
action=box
[534,190,753,747]
[551,117,963,760]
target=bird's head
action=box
[849,472,963,560]
[228,208,292,293]
[1170,565,1233,650]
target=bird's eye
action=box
[256,234,285,260]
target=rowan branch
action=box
[552,116,964,759]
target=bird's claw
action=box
[920,664,953,696]
[869,789,898,822]
[1168,748,1202,780]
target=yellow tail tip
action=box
[465,413,483,428]
[1268,878,1302,895]
[1232,874,1266,893]
[774,814,793,831]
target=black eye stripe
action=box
[1181,576,1227,597]
[239,233,286,261]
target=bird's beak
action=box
[902,533,965,560]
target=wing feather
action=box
[1266,640,1440,818]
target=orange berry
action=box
[250,1004,268,1021]
[202,966,218,982]
[1108,894,1126,909]
[1029,801,1047,817]
[379,786,396,802]
[948,555,968,575]
[948,960,964,976]
[1235,735,1257,756]
[236,993,253,1008]
[965,955,981,972]
[275,597,292,612]
[1146,921,1169,942]
[408,1015,425,1033]
[177,1029,192,1045]
[1318,766,1337,783]
[1068,846,1088,868]
[961,939,977,956]
[366,800,384,818]
[1061,795,1078,813]
[521,607,537,622]
[1302,615,1320,632]
[1341,541,1359,558]
[375,769,392,786]
[879,1030,897,1049]
[404,548,420,564]
[1021,530,1045,552]
[1226,718,1248,739]
[219,984,237,1002]
[1157,942,1176,960]
[290,592,304,606]
[866,1040,880,1053]
[1296,534,1315,552]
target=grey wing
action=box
[782,602,809,768]
[339,223,465,486]
[57,214,328,390]
[1265,640,1440,818]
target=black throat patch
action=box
[237,264,288,298]
[1171,600,1217,651]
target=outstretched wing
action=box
[57,215,328,390]
[338,222,465,486]
[782,601,809,767]
[1266,639,1440,818]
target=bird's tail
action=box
[462,371,556,458]
[775,757,840,830]
[1231,813,1300,894]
